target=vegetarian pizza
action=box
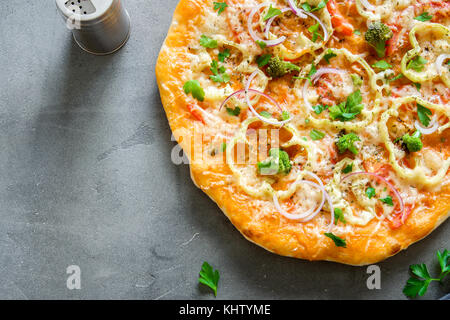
[156,0,450,265]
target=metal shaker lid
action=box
[55,0,131,55]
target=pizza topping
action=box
[435,53,450,76]
[336,132,360,155]
[257,148,292,175]
[247,3,287,48]
[341,171,405,223]
[302,67,347,111]
[359,0,376,12]
[401,131,423,153]
[324,232,346,248]
[265,56,300,78]
[183,80,205,102]
[328,90,365,122]
[364,21,393,58]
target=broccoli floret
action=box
[364,22,393,58]
[257,148,292,175]
[266,56,300,78]
[336,133,360,155]
[402,131,423,152]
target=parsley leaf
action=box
[312,104,328,114]
[354,29,361,35]
[310,0,329,12]
[199,261,220,297]
[351,74,362,87]
[324,233,347,248]
[264,5,282,21]
[387,73,403,82]
[183,80,205,102]
[329,90,364,122]
[407,55,427,72]
[323,49,337,64]
[403,249,450,298]
[301,3,311,11]
[366,187,376,199]
[310,129,325,140]
[256,40,267,49]
[417,103,432,127]
[413,82,421,91]
[414,12,432,22]
[334,208,346,224]
[200,35,218,48]
[256,54,272,67]
[213,2,228,15]
[379,195,393,206]
[308,23,323,42]
[210,60,230,83]
[218,49,230,62]
[372,60,392,70]
[260,111,272,118]
[226,106,241,116]
[342,164,353,174]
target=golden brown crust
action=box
[156,0,450,265]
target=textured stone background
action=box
[0,0,448,299]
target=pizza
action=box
[156,0,450,265]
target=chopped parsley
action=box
[256,40,267,49]
[366,187,376,199]
[379,195,394,206]
[323,49,337,64]
[334,208,346,224]
[414,12,432,22]
[407,55,427,72]
[199,261,220,297]
[259,111,272,118]
[417,103,432,127]
[218,49,230,62]
[263,5,282,21]
[342,164,353,174]
[372,60,392,70]
[310,129,325,140]
[183,80,205,102]
[226,106,241,116]
[324,232,347,248]
[301,0,329,12]
[308,23,323,42]
[200,35,218,48]
[213,2,228,15]
[281,110,291,121]
[329,90,364,122]
[256,54,272,67]
[209,60,230,83]
[312,104,328,114]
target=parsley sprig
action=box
[213,2,228,15]
[403,249,450,298]
[199,261,220,297]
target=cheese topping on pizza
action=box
[157,0,450,264]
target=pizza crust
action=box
[156,0,450,265]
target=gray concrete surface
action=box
[0,0,448,300]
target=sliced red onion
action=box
[341,171,405,223]
[273,180,325,221]
[302,68,347,111]
[415,115,438,135]
[245,71,291,125]
[248,3,286,47]
[264,8,291,39]
[287,0,307,18]
[360,0,377,11]
[435,54,450,76]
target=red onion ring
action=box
[360,0,377,11]
[248,3,286,47]
[302,68,347,111]
[341,171,405,223]
[245,71,291,125]
[264,7,291,39]
[414,115,438,135]
[273,180,325,221]
[436,54,450,76]
[287,0,307,18]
